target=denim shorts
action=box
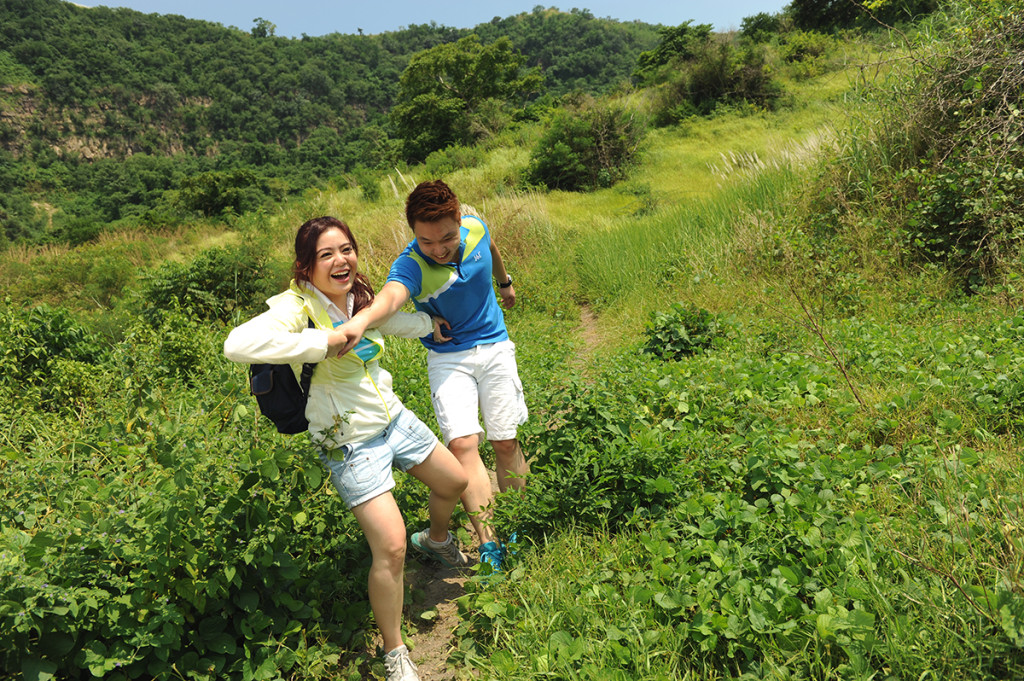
[318,408,439,509]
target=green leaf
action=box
[21,659,57,681]
[260,459,280,480]
[204,632,237,655]
[654,591,680,611]
[491,650,516,673]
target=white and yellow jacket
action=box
[223,280,431,448]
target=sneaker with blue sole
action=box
[410,530,468,569]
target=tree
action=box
[787,0,862,32]
[786,0,936,32]
[251,17,276,38]
[634,21,713,83]
[527,102,645,192]
[391,35,542,161]
[740,12,783,42]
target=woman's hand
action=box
[432,316,452,344]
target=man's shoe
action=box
[410,530,469,569]
[478,541,503,572]
[383,645,420,681]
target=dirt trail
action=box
[404,564,469,680]
[398,470,499,679]
[579,305,601,352]
[396,306,599,678]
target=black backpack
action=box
[248,318,317,434]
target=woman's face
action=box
[310,227,358,307]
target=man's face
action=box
[412,216,461,265]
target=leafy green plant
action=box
[819,0,1024,284]
[474,302,1024,681]
[391,35,543,162]
[423,144,485,178]
[350,166,382,203]
[0,300,109,414]
[642,302,721,360]
[651,39,782,125]
[527,103,646,191]
[138,242,277,322]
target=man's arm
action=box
[334,281,412,355]
[490,240,516,309]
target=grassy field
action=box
[3,10,1023,680]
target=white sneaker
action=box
[383,645,420,681]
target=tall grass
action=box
[570,166,800,311]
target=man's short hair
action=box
[406,180,461,229]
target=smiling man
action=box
[338,179,528,570]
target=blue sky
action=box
[84,1,791,38]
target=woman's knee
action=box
[372,536,407,572]
[434,467,468,500]
[491,438,520,462]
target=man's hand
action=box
[326,321,366,357]
[432,316,452,343]
[499,285,516,309]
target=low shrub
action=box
[138,242,278,322]
[527,103,645,192]
[642,302,722,360]
[651,41,782,125]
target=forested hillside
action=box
[0,0,658,244]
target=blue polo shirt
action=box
[387,214,508,353]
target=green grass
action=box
[3,20,1024,681]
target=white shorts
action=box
[427,339,528,445]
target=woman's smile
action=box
[311,227,359,307]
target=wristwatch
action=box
[498,275,513,289]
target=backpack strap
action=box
[299,317,316,397]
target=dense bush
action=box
[740,12,784,42]
[423,144,486,178]
[642,302,722,360]
[816,1,1024,284]
[527,103,645,191]
[177,169,276,218]
[483,307,1024,679]
[0,402,370,679]
[898,5,1024,280]
[650,40,782,124]
[0,301,109,413]
[779,29,839,79]
[138,242,279,322]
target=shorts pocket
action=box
[320,445,373,499]
[393,419,432,447]
[430,392,453,438]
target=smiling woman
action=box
[222,215,472,681]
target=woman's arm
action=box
[223,308,329,364]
